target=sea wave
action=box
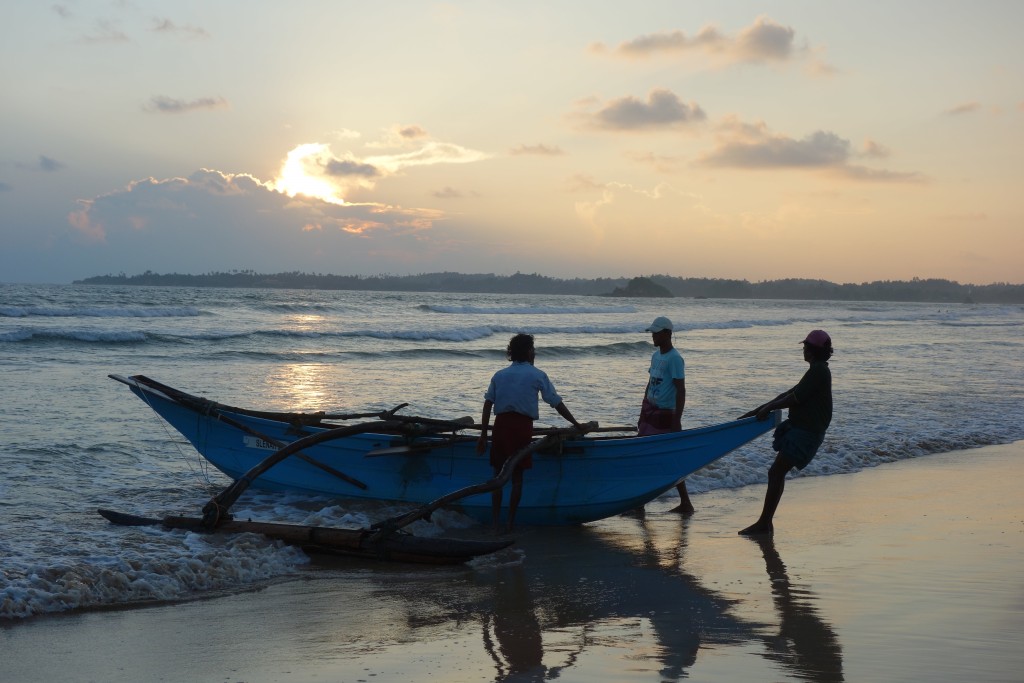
[257,302,337,313]
[0,306,201,318]
[208,341,652,362]
[0,329,150,343]
[0,497,474,619]
[0,531,310,619]
[0,316,836,346]
[417,304,638,314]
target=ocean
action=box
[2,283,1022,620]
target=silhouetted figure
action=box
[739,330,833,536]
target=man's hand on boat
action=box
[475,419,599,454]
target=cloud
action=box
[510,144,565,156]
[151,18,210,39]
[397,125,428,140]
[67,169,443,248]
[591,25,725,59]
[698,118,841,168]
[332,128,362,140]
[366,124,431,148]
[16,155,66,172]
[575,88,706,131]
[364,141,489,172]
[61,168,461,277]
[322,159,381,178]
[944,101,982,116]
[52,5,72,19]
[0,181,12,192]
[82,20,129,44]
[623,150,686,174]
[272,138,488,204]
[592,16,802,65]
[432,186,478,199]
[144,96,229,114]
[734,15,796,62]
[39,155,65,172]
[860,139,890,159]
[698,117,924,182]
[830,166,926,183]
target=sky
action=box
[2,1,1022,285]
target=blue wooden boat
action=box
[111,374,778,526]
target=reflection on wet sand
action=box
[483,566,546,682]
[749,536,844,682]
[353,511,844,681]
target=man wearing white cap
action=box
[637,315,694,514]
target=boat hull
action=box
[114,375,776,526]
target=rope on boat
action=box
[136,384,219,487]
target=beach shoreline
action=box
[4,441,1023,683]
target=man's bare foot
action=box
[669,503,695,516]
[738,523,773,536]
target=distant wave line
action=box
[0,305,202,318]
[211,342,652,362]
[417,304,639,314]
[0,318,797,345]
[0,329,149,343]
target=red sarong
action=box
[490,412,534,470]
[638,397,675,436]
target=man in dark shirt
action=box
[737,330,833,536]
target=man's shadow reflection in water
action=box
[474,512,757,682]
[482,565,547,682]
[749,536,844,682]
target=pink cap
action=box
[800,329,831,348]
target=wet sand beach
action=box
[3,441,1022,683]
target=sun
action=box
[272,143,346,205]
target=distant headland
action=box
[72,271,1024,304]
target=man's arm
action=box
[554,401,581,427]
[672,378,686,430]
[476,399,493,453]
[739,390,796,420]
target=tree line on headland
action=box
[73,270,1024,304]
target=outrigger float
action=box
[100,374,778,563]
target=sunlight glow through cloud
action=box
[272,143,348,205]
[271,136,490,206]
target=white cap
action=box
[645,316,673,333]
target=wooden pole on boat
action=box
[367,421,599,541]
[364,424,635,457]
[202,419,401,527]
[203,408,371,490]
[201,412,480,528]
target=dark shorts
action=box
[773,420,825,470]
[490,412,534,471]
